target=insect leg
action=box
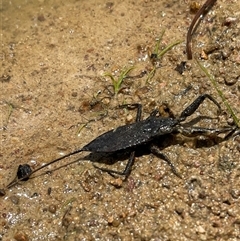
[119,103,142,122]
[92,151,135,178]
[93,104,142,178]
[123,104,142,176]
[149,109,159,117]
[179,94,221,122]
[178,126,236,137]
[223,127,239,141]
[120,103,142,176]
[150,145,181,178]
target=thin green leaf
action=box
[104,66,134,94]
[153,30,166,55]
[158,40,182,58]
[196,60,239,127]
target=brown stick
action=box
[186,0,217,60]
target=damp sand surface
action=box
[1,0,240,240]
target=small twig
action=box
[186,0,217,60]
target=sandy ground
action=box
[1,0,240,240]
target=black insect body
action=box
[83,117,179,153]
[81,94,235,177]
[1,94,238,194]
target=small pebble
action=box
[175,206,184,215]
[230,189,240,199]
[48,204,57,214]
[224,77,237,86]
[189,1,200,13]
[200,50,208,60]
[126,114,133,123]
[14,231,29,241]
[10,195,20,205]
[108,216,121,227]
[37,14,45,22]
[109,178,123,188]
[197,225,206,234]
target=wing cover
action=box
[82,117,178,152]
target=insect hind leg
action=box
[92,151,135,179]
[150,145,181,178]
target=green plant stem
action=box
[196,60,239,127]
[158,40,182,58]
[104,66,134,95]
